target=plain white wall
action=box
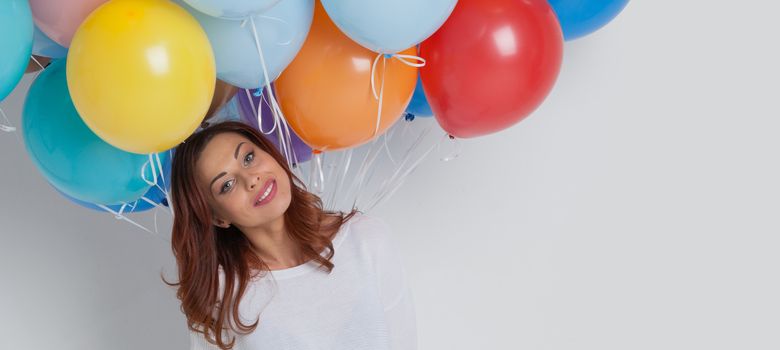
[2,0,779,349]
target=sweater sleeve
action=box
[369,216,418,350]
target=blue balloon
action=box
[547,0,629,41]
[56,151,172,213]
[32,26,68,59]
[405,75,433,118]
[320,0,456,54]
[0,0,33,101]
[22,59,162,205]
[181,0,281,20]
[177,0,314,89]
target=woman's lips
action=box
[254,179,276,207]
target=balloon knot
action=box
[383,54,393,59]
[404,113,415,122]
[252,88,263,97]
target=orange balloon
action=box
[275,1,417,152]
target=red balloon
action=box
[420,0,563,138]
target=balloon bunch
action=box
[1,0,629,219]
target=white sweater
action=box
[189,213,417,350]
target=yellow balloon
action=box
[67,0,215,154]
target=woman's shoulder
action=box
[341,212,394,250]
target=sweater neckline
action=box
[268,216,356,280]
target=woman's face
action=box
[194,132,292,230]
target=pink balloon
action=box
[29,0,108,47]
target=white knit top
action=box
[188,212,417,350]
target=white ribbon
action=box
[369,53,426,138]
[0,107,16,132]
[364,125,441,212]
[245,16,299,172]
[97,204,153,234]
[140,153,173,215]
[30,55,46,70]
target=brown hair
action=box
[162,121,359,349]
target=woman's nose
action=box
[247,174,261,191]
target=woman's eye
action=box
[220,179,234,194]
[244,151,254,166]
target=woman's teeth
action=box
[257,181,274,203]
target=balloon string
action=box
[438,133,462,162]
[30,55,45,70]
[350,137,385,210]
[96,203,170,244]
[255,15,294,45]
[241,15,294,46]
[326,148,353,210]
[264,89,300,172]
[370,53,427,100]
[125,200,138,212]
[365,124,440,212]
[371,122,433,202]
[0,107,16,133]
[273,91,301,169]
[140,195,172,215]
[369,53,427,138]
[383,122,398,166]
[401,117,412,138]
[371,55,387,137]
[323,150,340,194]
[242,88,264,134]
[97,204,153,234]
[247,16,297,170]
[307,152,325,195]
[140,153,173,215]
[153,204,160,234]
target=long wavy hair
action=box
[163,121,359,349]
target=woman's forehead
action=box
[195,133,250,178]
[203,133,257,161]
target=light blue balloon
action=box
[32,26,68,59]
[177,0,314,89]
[0,0,34,101]
[321,0,457,54]
[182,0,281,20]
[547,0,630,41]
[22,59,159,206]
[406,75,433,118]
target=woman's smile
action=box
[254,178,277,207]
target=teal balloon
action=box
[22,59,157,205]
[177,0,314,89]
[32,26,68,59]
[0,0,34,101]
[320,0,456,54]
[56,151,172,213]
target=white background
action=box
[2,0,779,349]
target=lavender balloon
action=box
[237,88,312,166]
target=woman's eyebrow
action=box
[210,172,227,189]
[209,141,246,188]
[209,141,247,191]
[234,142,246,159]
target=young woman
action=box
[164,121,417,350]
